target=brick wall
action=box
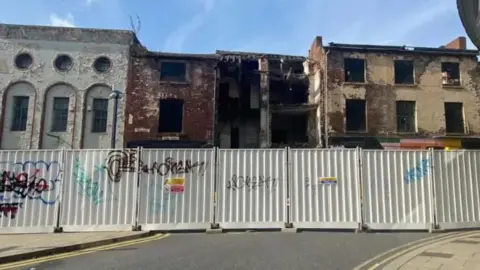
[124,52,217,145]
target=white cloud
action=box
[162,0,215,52]
[49,13,75,27]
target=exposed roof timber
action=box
[216,50,306,62]
[327,42,479,56]
[138,51,218,60]
[271,103,318,114]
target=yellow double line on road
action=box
[0,233,170,270]
[353,231,480,270]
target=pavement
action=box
[357,230,480,270]
[0,231,432,270]
[0,231,153,265]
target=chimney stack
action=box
[444,36,467,50]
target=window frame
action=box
[159,61,188,82]
[51,97,70,132]
[345,99,367,132]
[344,58,366,83]
[444,102,465,134]
[394,60,415,85]
[396,100,416,133]
[158,98,185,133]
[441,62,461,86]
[10,96,30,131]
[91,98,109,133]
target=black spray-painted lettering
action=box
[105,149,138,183]
[0,203,23,219]
[0,171,52,201]
[226,174,277,191]
[140,157,206,176]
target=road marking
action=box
[0,233,170,270]
[353,231,479,270]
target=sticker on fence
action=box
[319,177,337,185]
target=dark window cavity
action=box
[445,102,464,133]
[94,57,112,73]
[160,62,187,82]
[158,99,184,133]
[442,62,460,86]
[14,53,33,70]
[394,60,414,84]
[346,99,366,132]
[91,98,109,133]
[344,58,365,83]
[11,96,29,131]
[54,54,73,71]
[51,97,69,132]
[396,101,416,132]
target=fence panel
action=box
[433,150,480,229]
[60,149,138,232]
[216,149,288,229]
[362,150,434,230]
[0,150,63,233]
[290,149,362,229]
[137,149,215,231]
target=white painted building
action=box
[0,24,136,149]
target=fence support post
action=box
[132,146,142,231]
[54,148,66,233]
[210,147,220,230]
[284,147,293,229]
[428,147,438,232]
[356,147,366,233]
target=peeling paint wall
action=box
[125,54,216,144]
[0,24,132,149]
[324,50,480,137]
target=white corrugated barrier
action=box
[361,150,435,231]
[215,149,288,229]
[60,148,139,232]
[0,150,63,233]
[289,149,362,229]
[137,149,215,231]
[1,147,480,233]
[433,150,480,230]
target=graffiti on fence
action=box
[404,159,430,184]
[104,149,138,183]
[305,177,316,195]
[73,159,116,205]
[226,174,277,191]
[0,161,60,205]
[140,157,206,176]
[0,203,23,219]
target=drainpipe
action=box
[212,62,219,146]
[324,49,330,148]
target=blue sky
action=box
[0,0,476,55]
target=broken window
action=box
[396,101,416,132]
[160,62,187,82]
[158,99,184,133]
[345,99,366,132]
[441,62,460,86]
[11,96,29,131]
[394,60,414,84]
[445,102,464,133]
[344,58,365,83]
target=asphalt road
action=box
[17,232,431,270]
